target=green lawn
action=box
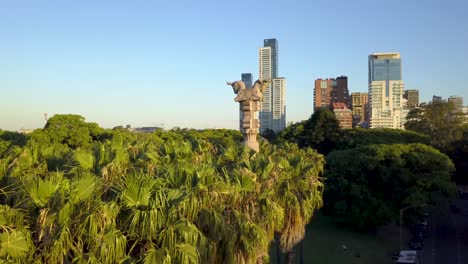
[270,214,406,264]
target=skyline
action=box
[1,0,468,131]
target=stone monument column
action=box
[227,80,270,152]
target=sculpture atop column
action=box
[227,79,270,152]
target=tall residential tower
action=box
[368,52,406,129]
[259,38,286,133]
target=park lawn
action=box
[271,214,402,264]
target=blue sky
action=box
[1,0,467,131]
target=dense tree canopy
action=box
[0,115,325,264]
[324,144,456,230]
[445,128,468,185]
[277,113,429,154]
[30,114,106,149]
[277,109,340,155]
[405,101,466,149]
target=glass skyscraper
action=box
[263,39,278,78]
[241,73,253,89]
[368,53,406,129]
[369,54,402,97]
[259,38,286,133]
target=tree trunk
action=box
[286,248,295,264]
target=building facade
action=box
[314,78,334,110]
[241,73,253,89]
[351,92,369,126]
[332,76,350,107]
[368,52,406,129]
[272,78,286,132]
[332,102,352,129]
[448,96,464,113]
[403,89,419,109]
[314,76,350,111]
[432,95,443,102]
[259,38,286,133]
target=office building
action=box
[448,96,464,113]
[314,78,334,110]
[368,52,406,129]
[332,76,350,107]
[314,76,350,111]
[332,102,352,129]
[272,78,286,132]
[259,38,286,133]
[351,92,369,126]
[263,39,278,78]
[403,89,419,109]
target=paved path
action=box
[421,198,468,264]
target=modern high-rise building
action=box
[259,38,286,133]
[314,78,334,110]
[368,52,406,129]
[272,78,286,132]
[332,76,350,107]
[351,92,369,126]
[263,39,278,78]
[241,73,253,89]
[448,96,464,113]
[403,89,419,109]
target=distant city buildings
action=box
[332,102,352,129]
[448,95,464,113]
[130,127,162,133]
[259,38,286,133]
[403,89,419,109]
[241,73,253,89]
[368,52,406,129]
[314,78,334,110]
[351,92,369,127]
[432,95,443,102]
[314,76,350,111]
[332,76,350,107]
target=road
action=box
[421,198,468,264]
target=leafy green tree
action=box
[261,128,277,143]
[405,101,466,149]
[296,108,340,155]
[31,114,104,149]
[0,117,325,264]
[335,128,430,150]
[324,144,456,230]
[445,126,468,185]
[276,121,306,146]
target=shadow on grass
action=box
[270,213,404,264]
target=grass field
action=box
[270,214,407,264]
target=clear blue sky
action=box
[1,0,467,131]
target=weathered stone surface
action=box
[227,79,270,152]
